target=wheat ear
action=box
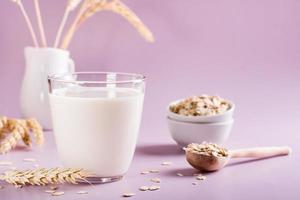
[78,0,154,43]
[108,0,154,42]
[76,0,108,26]
[26,119,44,145]
[10,0,39,47]
[0,116,8,129]
[0,116,8,140]
[0,121,24,154]
[0,118,43,154]
[19,120,32,147]
[0,168,92,186]
[33,0,47,47]
[21,131,32,147]
[54,0,83,48]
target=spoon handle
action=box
[230,146,292,158]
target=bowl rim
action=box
[167,116,234,125]
[167,98,235,120]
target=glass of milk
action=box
[48,72,145,183]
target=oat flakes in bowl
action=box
[167,95,235,123]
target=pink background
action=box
[1,0,300,142]
[0,1,300,199]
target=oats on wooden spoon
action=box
[184,142,291,172]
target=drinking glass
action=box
[48,72,145,183]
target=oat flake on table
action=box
[77,190,88,194]
[139,186,149,191]
[23,158,36,162]
[161,161,172,166]
[149,169,159,173]
[176,173,184,177]
[196,175,206,180]
[0,161,13,166]
[51,191,65,196]
[45,190,55,194]
[122,192,135,197]
[149,186,160,191]
[150,178,161,183]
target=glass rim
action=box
[48,71,146,84]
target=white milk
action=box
[49,87,144,177]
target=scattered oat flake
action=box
[122,193,135,197]
[149,186,160,191]
[161,161,172,166]
[15,185,23,189]
[139,186,149,191]
[77,191,88,194]
[177,173,184,177]
[192,182,197,185]
[0,185,4,189]
[196,175,206,180]
[45,190,55,194]
[52,191,65,196]
[149,169,159,173]
[23,158,36,162]
[0,161,13,166]
[150,178,161,183]
[140,171,149,175]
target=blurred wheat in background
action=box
[10,0,154,49]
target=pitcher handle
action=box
[68,58,75,73]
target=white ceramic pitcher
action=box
[20,47,75,129]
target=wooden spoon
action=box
[186,146,292,172]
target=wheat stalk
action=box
[61,0,154,49]
[54,0,83,48]
[33,0,47,46]
[60,0,92,49]
[0,168,92,186]
[10,0,39,47]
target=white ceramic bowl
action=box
[167,99,235,123]
[167,117,234,147]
